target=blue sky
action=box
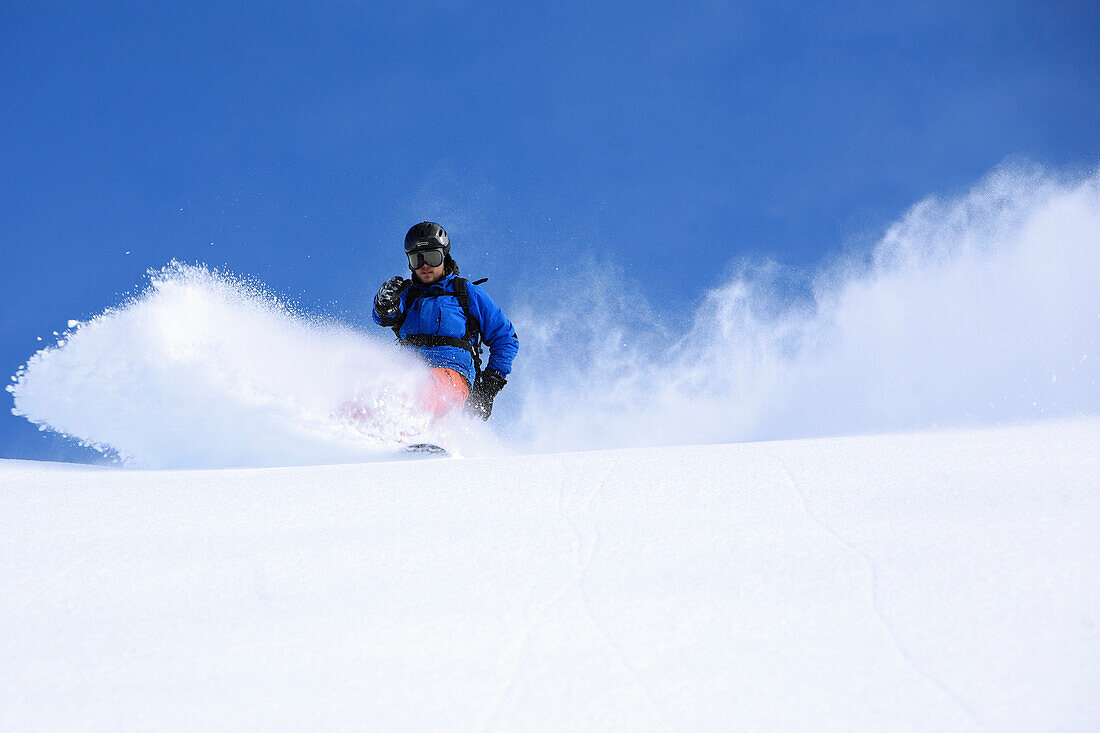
[3,1,1098,461]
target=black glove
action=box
[374,276,407,318]
[467,368,507,420]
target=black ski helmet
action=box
[404,222,450,254]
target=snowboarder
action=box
[372,222,518,420]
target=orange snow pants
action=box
[420,367,470,418]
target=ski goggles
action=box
[407,248,445,270]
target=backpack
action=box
[390,277,488,377]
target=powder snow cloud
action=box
[508,162,1100,450]
[10,162,1100,466]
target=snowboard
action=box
[402,442,448,453]
[401,443,451,458]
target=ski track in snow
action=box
[764,446,986,731]
[476,462,577,730]
[571,469,671,729]
[477,463,674,731]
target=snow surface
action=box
[2,419,1098,730]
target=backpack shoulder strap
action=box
[451,278,482,339]
[451,278,483,376]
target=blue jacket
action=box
[372,273,518,387]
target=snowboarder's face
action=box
[408,247,446,284]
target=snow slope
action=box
[3,418,1097,731]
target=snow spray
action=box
[507,163,1100,451]
[9,264,496,467]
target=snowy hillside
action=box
[3,418,1097,731]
